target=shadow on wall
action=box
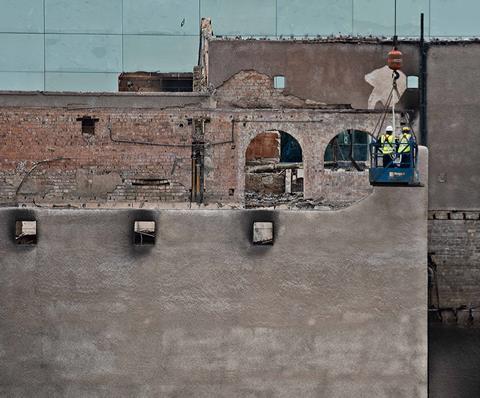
[244,131,303,208]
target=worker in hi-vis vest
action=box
[380,125,396,168]
[398,126,413,168]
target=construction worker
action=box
[398,126,413,168]
[380,125,396,168]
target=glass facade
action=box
[0,0,477,91]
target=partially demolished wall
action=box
[0,149,428,397]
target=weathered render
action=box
[0,149,428,397]
[206,38,480,310]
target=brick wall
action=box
[0,109,193,206]
[215,70,324,109]
[245,132,280,162]
[428,210,480,308]
[0,105,379,207]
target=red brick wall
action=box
[0,109,193,205]
[245,132,280,162]
[0,106,378,207]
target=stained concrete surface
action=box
[0,149,428,397]
[429,324,480,397]
[427,44,480,210]
[208,40,420,110]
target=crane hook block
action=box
[387,49,403,71]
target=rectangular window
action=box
[253,222,273,245]
[407,76,419,89]
[134,221,156,245]
[273,76,285,89]
[77,116,98,135]
[15,220,37,245]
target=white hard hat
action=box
[386,126,393,132]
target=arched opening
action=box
[324,130,372,171]
[245,131,303,208]
[321,129,374,206]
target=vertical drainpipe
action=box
[191,119,205,204]
[419,13,428,146]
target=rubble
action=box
[244,192,356,210]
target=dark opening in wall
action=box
[162,78,193,92]
[118,72,193,92]
[134,221,156,245]
[15,220,37,245]
[77,116,98,135]
[280,132,302,162]
[253,222,273,245]
[245,131,303,208]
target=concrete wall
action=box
[0,151,428,396]
[427,43,480,211]
[208,40,420,110]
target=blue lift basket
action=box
[369,139,420,186]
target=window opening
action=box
[253,222,273,245]
[324,130,371,171]
[15,220,37,245]
[245,131,303,208]
[273,76,285,89]
[77,116,98,135]
[134,221,156,245]
[407,75,419,89]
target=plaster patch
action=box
[365,65,406,110]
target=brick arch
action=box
[234,112,381,202]
[237,124,309,200]
[243,130,305,203]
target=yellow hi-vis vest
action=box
[398,133,412,153]
[380,134,395,154]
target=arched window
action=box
[324,130,371,171]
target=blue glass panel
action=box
[45,0,122,34]
[396,0,429,37]
[0,34,44,72]
[45,72,118,92]
[0,0,44,33]
[123,35,197,72]
[278,0,352,36]
[0,72,44,91]
[431,0,480,37]
[124,0,199,35]
[45,34,122,72]
[353,0,395,36]
[201,0,276,36]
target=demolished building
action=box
[0,15,478,397]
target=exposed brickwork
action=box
[215,70,327,109]
[0,106,379,207]
[245,132,279,161]
[428,213,480,308]
[0,109,193,205]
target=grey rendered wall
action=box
[208,40,420,110]
[0,149,428,397]
[427,44,480,210]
